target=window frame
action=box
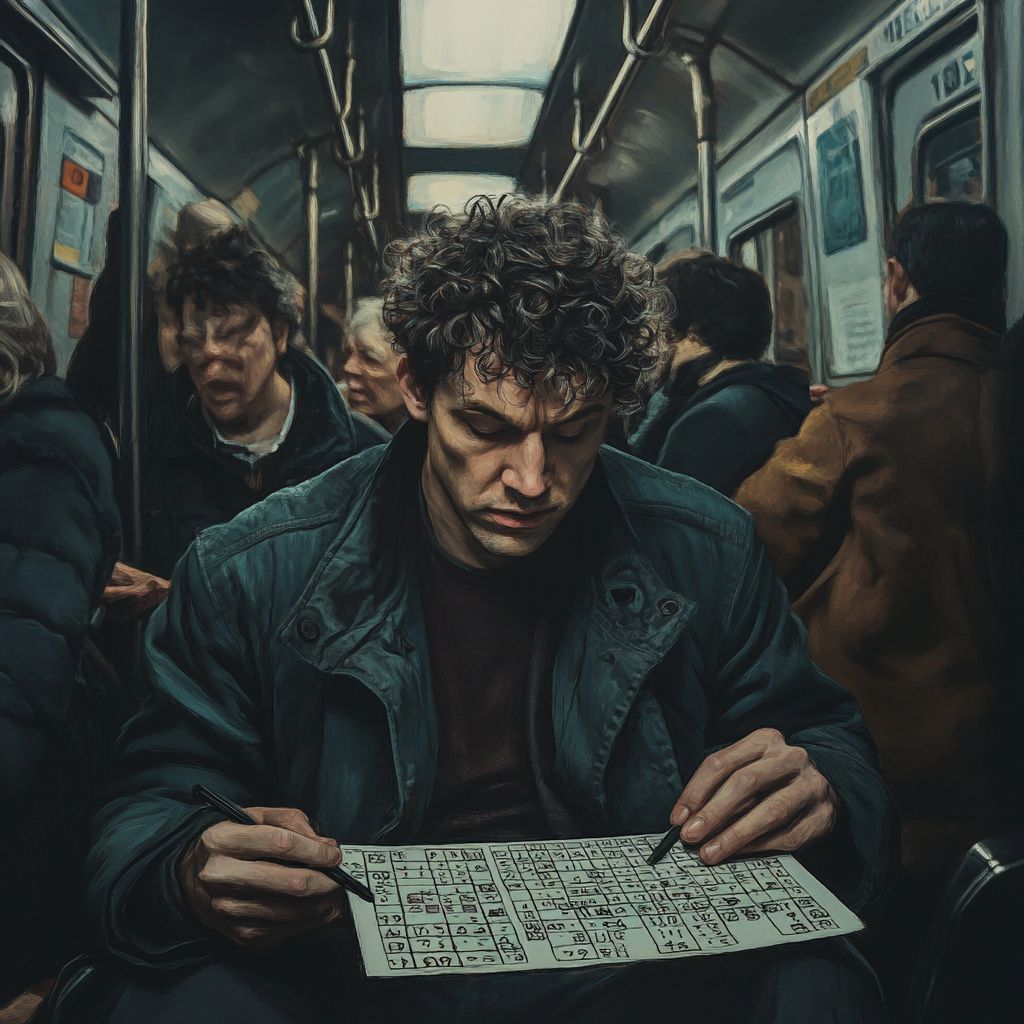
[911,93,985,207]
[727,198,811,371]
[0,40,39,276]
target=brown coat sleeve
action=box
[735,402,848,600]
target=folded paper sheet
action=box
[341,833,862,977]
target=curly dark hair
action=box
[381,195,666,414]
[165,225,304,343]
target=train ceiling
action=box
[44,0,905,283]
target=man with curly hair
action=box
[75,197,893,1023]
[145,224,388,579]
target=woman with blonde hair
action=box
[0,251,121,1004]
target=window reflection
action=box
[919,104,983,204]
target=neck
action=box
[215,370,292,445]
[420,456,507,571]
[697,357,747,385]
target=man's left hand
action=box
[669,727,837,865]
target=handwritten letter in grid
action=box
[340,834,862,977]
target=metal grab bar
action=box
[291,0,334,51]
[621,0,661,59]
[290,1,380,255]
[551,0,673,203]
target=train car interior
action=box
[0,1,1022,1021]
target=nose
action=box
[501,433,550,500]
[195,322,234,365]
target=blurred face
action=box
[178,298,287,428]
[341,323,403,422]
[399,353,614,567]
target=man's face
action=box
[341,325,403,420]
[178,298,287,427]
[401,353,614,565]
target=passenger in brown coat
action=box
[736,202,1012,892]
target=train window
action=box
[0,61,20,259]
[816,116,868,256]
[917,102,983,204]
[732,206,809,371]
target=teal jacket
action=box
[85,425,896,968]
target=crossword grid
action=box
[350,847,529,972]
[491,837,839,962]
[342,837,844,974]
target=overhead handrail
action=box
[551,0,673,203]
[621,0,661,60]
[571,64,588,155]
[291,0,335,51]
[571,64,605,157]
[357,152,381,223]
[290,2,380,258]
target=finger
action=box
[211,892,344,924]
[697,778,821,865]
[248,807,330,843]
[671,728,784,825]
[198,855,341,899]
[681,744,810,843]
[738,801,837,856]
[203,822,340,867]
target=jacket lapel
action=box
[279,434,437,838]
[550,472,697,821]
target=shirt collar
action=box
[204,377,297,467]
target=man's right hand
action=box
[178,806,346,949]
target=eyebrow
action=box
[454,400,607,429]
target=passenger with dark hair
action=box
[143,224,387,578]
[0,251,120,1004]
[73,197,894,1023]
[629,251,812,497]
[738,201,1014,908]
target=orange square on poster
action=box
[61,159,89,200]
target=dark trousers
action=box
[67,938,882,1024]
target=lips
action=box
[203,380,242,401]
[487,508,555,529]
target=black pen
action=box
[191,784,374,903]
[646,824,682,867]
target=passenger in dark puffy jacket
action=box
[629,251,812,497]
[0,251,120,1001]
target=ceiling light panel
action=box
[404,86,544,147]
[406,172,518,212]
[401,0,576,85]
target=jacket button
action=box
[298,618,320,642]
[657,598,680,616]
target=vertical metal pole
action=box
[118,0,147,567]
[301,144,320,356]
[344,241,354,325]
[682,50,718,253]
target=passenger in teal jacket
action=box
[78,198,895,1024]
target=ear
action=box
[886,257,910,304]
[396,355,429,423]
[272,318,290,356]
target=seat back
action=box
[909,830,1024,1024]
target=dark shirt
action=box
[416,500,582,843]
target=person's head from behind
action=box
[341,297,404,432]
[166,226,302,429]
[656,251,773,367]
[0,250,55,405]
[383,195,664,566]
[885,201,1008,327]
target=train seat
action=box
[907,829,1024,1024]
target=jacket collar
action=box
[280,422,696,829]
[155,348,359,466]
[883,308,1002,371]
